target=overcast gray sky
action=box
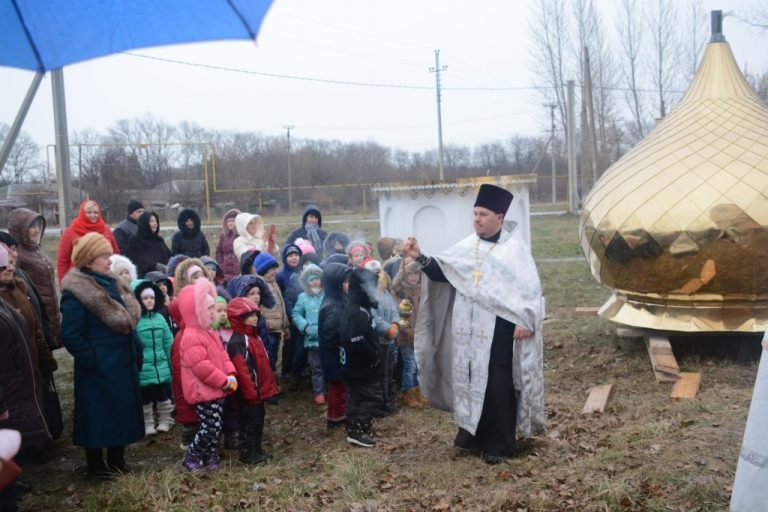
[2,0,767,154]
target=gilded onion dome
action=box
[578,14,768,332]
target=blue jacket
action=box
[292,291,323,349]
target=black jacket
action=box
[171,209,210,258]
[339,268,381,384]
[125,211,171,278]
[318,262,351,382]
[113,216,138,254]
[285,206,328,259]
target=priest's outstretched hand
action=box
[404,236,421,258]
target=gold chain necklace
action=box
[472,238,498,287]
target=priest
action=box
[404,183,544,464]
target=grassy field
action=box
[22,213,760,511]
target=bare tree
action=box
[617,0,648,141]
[0,124,42,184]
[648,0,681,119]
[529,0,571,133]
[683,0,708,82]
[107,115,176,187]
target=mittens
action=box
[222,374,238,394]
[386,323,399,339]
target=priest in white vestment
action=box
[404,184,545,464]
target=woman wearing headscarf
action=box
[57,200,119,283]
[125,210,171,278]
[59,232,143,478]
[7,208,61,348]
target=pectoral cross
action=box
[472,268,482,287]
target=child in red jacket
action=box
[227,297,280,464]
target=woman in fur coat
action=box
[59,233,144,478]
[125,210,171,278]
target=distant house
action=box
[0,182,82,225]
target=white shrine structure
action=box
[372,175,536,255]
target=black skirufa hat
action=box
[474,184,513,215]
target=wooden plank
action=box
[582,384,613,414]
[670,372,701,399]
[575,307,600,316]
[616,327,645,338]
[645,336,680,383]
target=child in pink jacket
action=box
[178,279,237,471]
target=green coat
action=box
[136,312,173,386]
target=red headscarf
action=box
[69,200,109,237]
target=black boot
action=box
[239,404,271,464]
[346,421,375,448]
[85,448,112,480]
[106,446,130,474]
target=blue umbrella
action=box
[1,0,274,72]
[0,0,274,224]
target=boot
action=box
[346,421,375,448]
[403,388,425,409]
[414,387,430,406]
[85,448,112,480]
[156,400,175,432]
[107,446,130,474]
[143,404,157,435]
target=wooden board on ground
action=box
[582,384,613,414]
[670,372,701,399]
[645,336,680,383]
[616,327,645,338]
[575,307,600,316]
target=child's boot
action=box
[346,421,375,448]
[415,387,429,406]
[143,404,157,435]
[156,400,175,432]
[403,388,425,409]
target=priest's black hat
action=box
[474,184,513,215]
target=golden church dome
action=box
[578,13,768,332]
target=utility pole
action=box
[52,68,73,227]
[566,80,579,215]
[429,50,447,181]
[283,125,294,215]
[543,103,557,204]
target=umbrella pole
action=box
[52,68,73,227]
[0,71,44,175]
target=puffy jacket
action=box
[178,279,235,405]
[171,209,210,258]
[125,211,171,278]
[339,268,382,385]
[276,243,301,295]
[8,208,61,348]
[226,298,279,404]
[168,299,195,424]
[134,281,173,386]
[318,262,351,382]
[291,264,324,349]
[215,208,241,281]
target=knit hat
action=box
[140,287,155,299]
[295,238,316,255]
[0,244,8,269]
[72,232,114,268]
[361,256,382,272]
[283,244,302,258]
[474,184,513,215]
[301,263,323,287]
[254,252,279,275]
[347,241,368,259]
[239,249,260,275]
[0,232,17,248]
[127,199,144,215]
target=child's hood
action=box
[132,280,164,314]
[173,257,206,296]
[221,208,241,233]
[177,278,217,329]
[234,212,264,240]
[300,264,323,294]
[227,297,260,334]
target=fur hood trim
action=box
[61,268,140,334]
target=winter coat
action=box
[285,205,328,259]
[226,298,279,404]
[57,201,120,283]
[168,299,196,424]
[134,281,173,387]
[171,209,210,258]
[8,208,61,348]
[291,264,323,349]
[339,268,382,385]
[113,216,138,255]
[0,299,49,448]
[233,212,268,259]
[178,279,235,405]
[215,208,241,281]
[125,211,171,278]
[261,279,289,333]
[392,262,421,348]
[227,274,274,344]
[372,289,399,344]
[323,232,350,259]
[13,268,58,358]
[276,244,301,296]
[59,268,143,448]
[318,262,352,383]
